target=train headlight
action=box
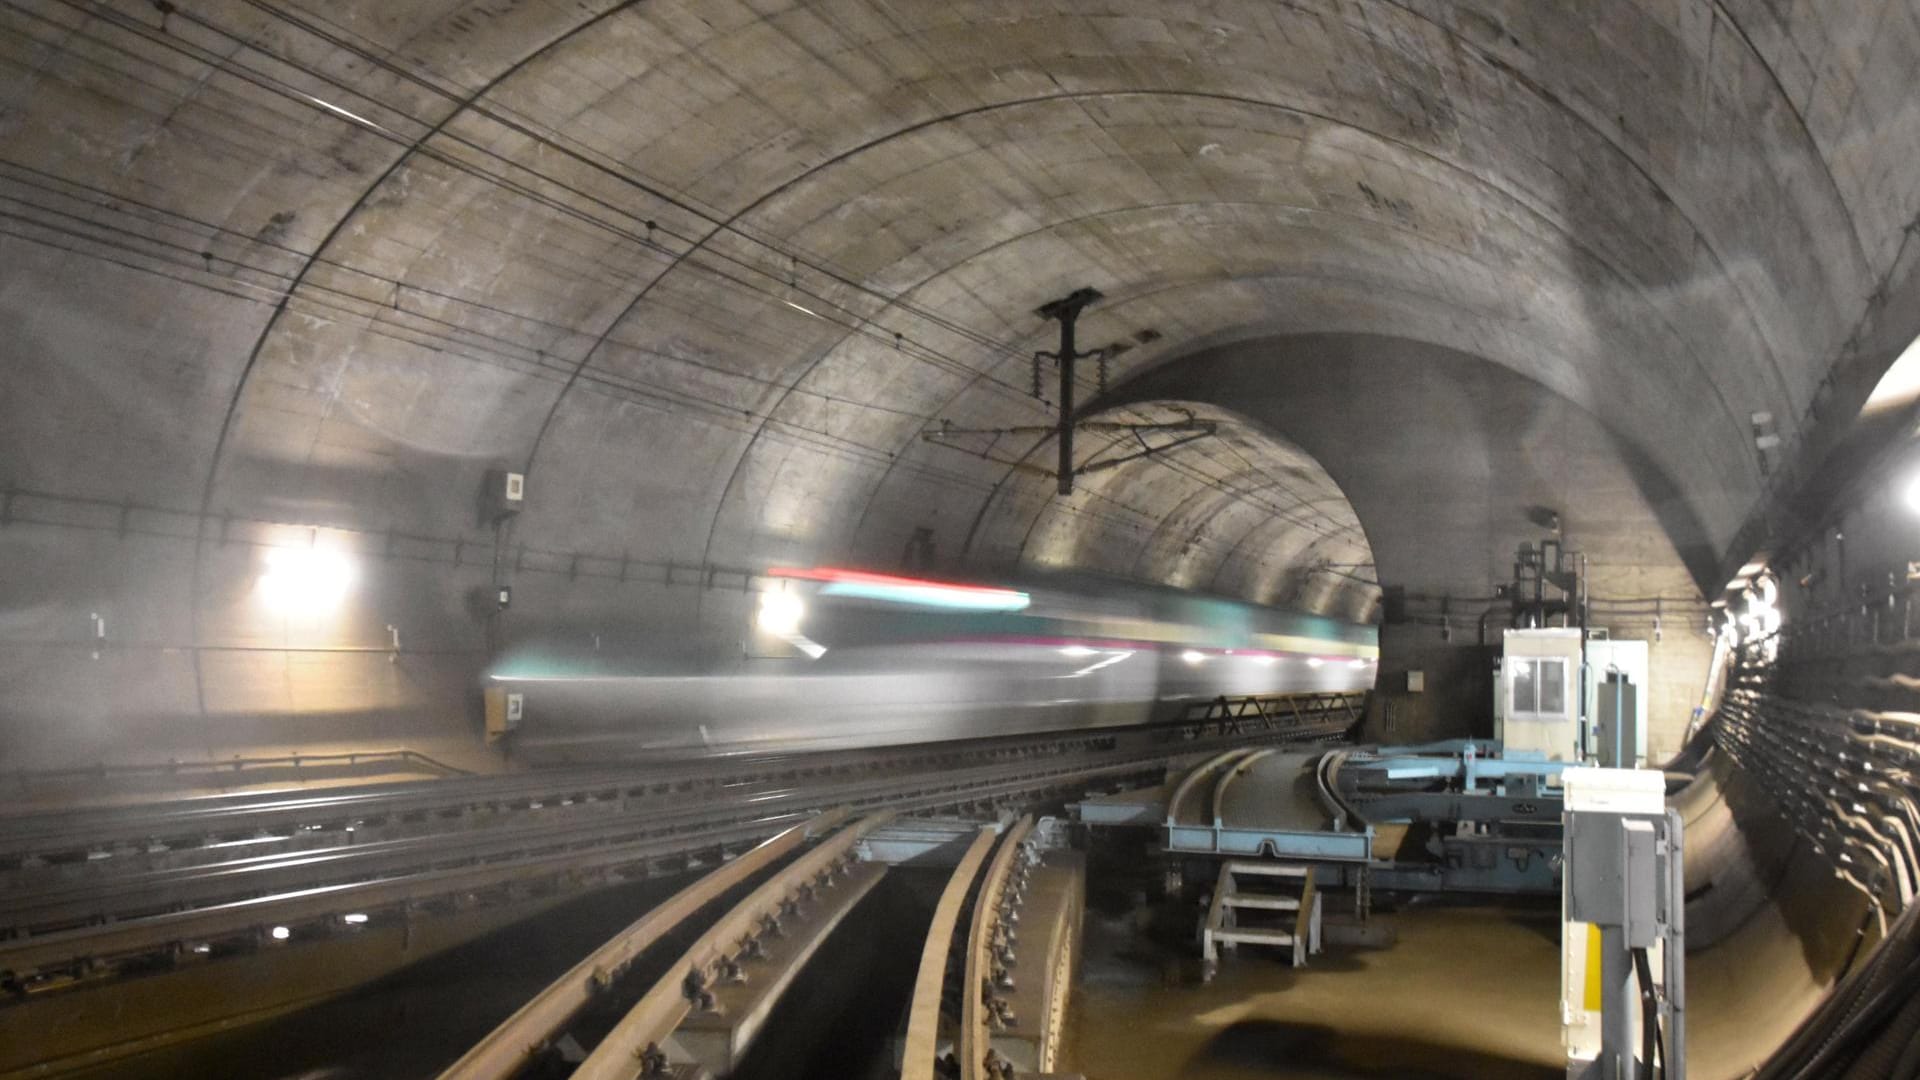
[756,590,805,636]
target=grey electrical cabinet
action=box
[1596,672,1638,769]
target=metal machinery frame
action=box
[1120,740,1572,895]
[1323,741,1569,894]
[1160,746,1374,862]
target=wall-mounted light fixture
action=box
[256,546,356,616]
[1903,471,1920,516]
[755,589,805,636]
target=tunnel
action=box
[2,1,1920,1078]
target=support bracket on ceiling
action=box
[1033,287,1103,495]
[922,288,1210,493]
[921,412,1216,485]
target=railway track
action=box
[1,691,1361,870]
[0,693,1360,992]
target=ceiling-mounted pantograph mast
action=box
[923,287,1212,495]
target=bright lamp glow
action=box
[755,590,805,636]
[1180,649,1206,665]
[270,925,291,941]
[1349,658,1369,670]
[342,913,369,925]
[256,547,356,615]
[1059,645,1097,658]
[1246,654,1278,666]
[1740,575,1781,641]
[1305,657,1325,668]
[1904,472,1920,516]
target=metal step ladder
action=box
[1201,861,1322,981]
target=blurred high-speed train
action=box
[492,566,1378,755]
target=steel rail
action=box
[1314,748,1373,830]
[1212,748,1276,828]
[0,749,1146,979]
[901,825,999,1079]
[0,756,1115,973]
[961,816,1035,1080]
[569,813,894,1080]
[2,785,807,937]
[1,692,1365,865]
[436,809,847,1080]
[5,706,1356,981]
[14,746,1161,937]
[1166,747,1253,827]
[0,759,817,863]
[0,811,812,977]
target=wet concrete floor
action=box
[1065,898,1565,1080]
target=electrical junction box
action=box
[484,687,522,743]
[1585,637,1650,767]
[486,469,525,519]
[1596,674,1639,770]
[1562,765,1664,814]
[1559,768,1677,1075]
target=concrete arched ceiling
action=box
[1110,334,1711,605]
[2,0,1918,760]
[949,400,1377,622]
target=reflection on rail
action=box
[902,825,999,1079]
[962,817,1036,1080]
[438,810,848,1080]
[568,813,891,1080]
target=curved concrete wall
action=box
[0,1,1914,788]
[1679,750,1880,1078]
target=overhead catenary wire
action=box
[3,0,1378,565]
[0,179,1222,543]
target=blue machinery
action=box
[1076,739,1571,894]
[1076,742,1687,1075]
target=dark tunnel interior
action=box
[3,2,1920,1079]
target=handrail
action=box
[961,816,1034,1080]
[901,826,999,1079]
[1294,867,1318,967]
[437,809,847,1080]
[570,812,893,1080]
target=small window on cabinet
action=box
[1510,657,1569,717]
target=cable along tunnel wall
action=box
[1682,598,1920,1079]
